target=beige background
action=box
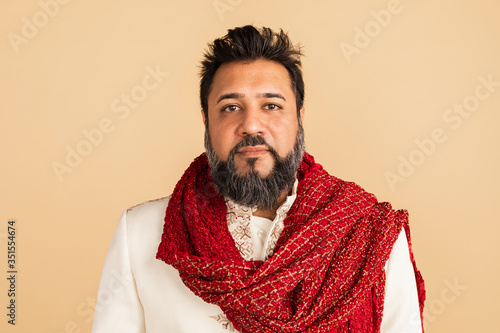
[1,0,499,332]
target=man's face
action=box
[204,59,304,178]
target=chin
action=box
[254,167,273,178]
[236,159,273,178]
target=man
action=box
[92,25,425,332]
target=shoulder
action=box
[116,196,172,269]
[125,196,171,222]
[127,196,170,213]
[120,196,171,241]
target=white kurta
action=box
[92,196,422,332]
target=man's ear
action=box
[201,109,206,126]
[299,106,305,124]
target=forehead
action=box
[208,59,294,101]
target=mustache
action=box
[230,136,279,159]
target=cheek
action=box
[270,122,299,156]
[209,124,233,159]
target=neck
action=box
[253,190,289,220]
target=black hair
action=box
[199,25,304,121]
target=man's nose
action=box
[237,107,266,137]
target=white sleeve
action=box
[91,211,146,333]
[380,229,422,333]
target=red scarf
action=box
[157,153,425,332]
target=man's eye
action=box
[265,104,281,110]
[222,105,239,112]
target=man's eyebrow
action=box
[216,92,287,104]
[259,92,286,101]
[216,93,244,104]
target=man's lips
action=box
[236,146,269,157]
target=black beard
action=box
[204,125,305,210]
